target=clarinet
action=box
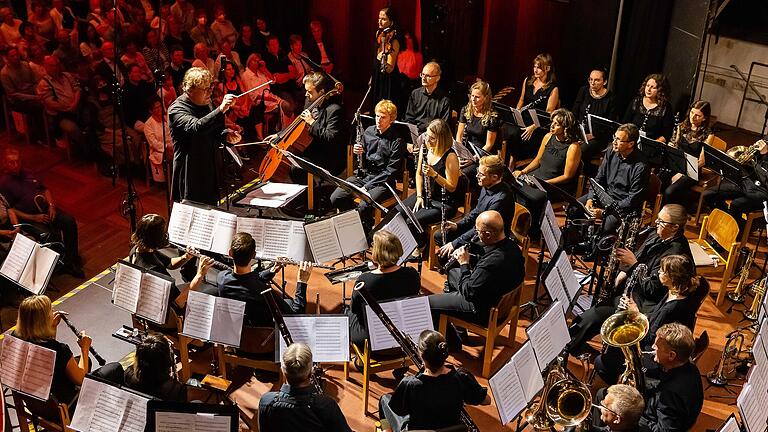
[420,140,431,208]
[168,241,233,271]
[439,234,479,275]
[261,288,324,394]
[582,103,591,130]
[440,186,447,245]
[60,314,107,366]
[354,111,365,176]
[354,282,480,432]
[520,95,546,111]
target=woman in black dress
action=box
[572,68,618,161]
[124,334,187,401]
[623,73,674,142]
[663,100,713,205]
[455,79,500,180]
[371,7,401,109]
[347,230,421,347]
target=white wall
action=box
[696,36,768,134]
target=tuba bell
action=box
[527,358,592,431]
[600,310,649,390]
[727,143,761,164]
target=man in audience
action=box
[37,55,84,153]
[259,343,353,432]
[167,45,190,94]
[94,41,126,86]
[305,20,333,74]
[164,17,194,59]
[0,147,83,277]
[123,63,154,131]
[287,34,313,88]
[52,29,82,71]
[233,23,256,62]
[188,9,215,54]
[191,41,214,75]
[170,0,194,31]
[0,46,45,141]
[263,34,297,108]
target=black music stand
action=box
[146,401,238,432]
[637,136,688,175]
[359,114,420,145]
[492,101,525,128]
[531,109,552,129]
[703,144,745,185]
[587,114,621,140]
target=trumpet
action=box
[526,357,592,431]
[744,276,766,321]
[728,247,754,303]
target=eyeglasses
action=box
[420,73,438,79]
[593,403,619,417]
[656,218,677,227]
[612,135,632,143]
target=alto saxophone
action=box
[598,216,641,304]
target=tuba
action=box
[526,358,592,431]
[600,310,649,390]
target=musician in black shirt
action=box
[404,62,451,134]
[663,101,713,205]
[379,330,489,431]
[590,384,645,432]
[622,74,674,142]
[330,99,404,223]
[581,123,649,234]
[456,80,501,180]
[572,69,618,161]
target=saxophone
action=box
[598,216,642,304]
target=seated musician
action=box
[568,204,692,354]
[702,138,768,232]
[124,334,186,402]
[399,118,461,247]
[288,71,348,183]
[639,323,704,432]
[436,155,514,265]
[14,295,124,406]
[347,230,420,348]
[330,99,404,224]
[572,68,618,163]
[259,342,353,432]
[623,74,674,143]
[455,79,500,180]
[379,330,489,432]
[590,384,645,432]
[513,108,582,239]
[579,123,649,235]
[428,210,525,349]
[594,255,705,384]
[662,101,713,205]
[190,232,312,327]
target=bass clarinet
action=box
[354,282,480,432]
[60,314,107,366]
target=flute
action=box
[168,242,232,271]
[60,314,106,366]
[271,257,336,270]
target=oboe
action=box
[261,288,324,394]
[420,140,431,208]
[440,186,447,245]
[354,111,365,176]
[60,314,106,366]
[354,282,480,432]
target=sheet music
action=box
[210,210,237,255]
[71,377,149,432]
[261,219,293,259]
[167,202,194,245]
[512,109,525,127]
[556,253,581,302]
[21,341,56,399]
[579,123,589,144]
[526,301,570,372]
[541,202,561,252]
[209,295,246,347]
[135,273,172,324]
[366,296,433,351]
[187,208,215,251]
[489,357,526,424]
[512,341,545,401]
[287,221,311,261]
[366,300,401,351]
[738,384,767,432]
[452,139,475,160]
[382,213,418,265]
[754,335,768,367]
[236,182,307,208]
[718,416,740,432]
[182,291,216,341]
[304,218,343,264]
[544,265,569,313]
[333,211,368,258]
[0,233,35,282]
[529,109,540,127]
[280,316,350,362]
[0,335,26,393]
[587,114,594,136]
[685,153,699,181]
[17,243,58,294]
[112,263,143,314]
[155,412,232,432]
[235,217,265,251]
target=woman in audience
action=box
[347,230,421,348]
[663,100,714,205]
[124,334,186,401]
[456,79,500,180]
[623,73,674,142]
[144,98,173,183]
[241,52,292,139]
[571,68,618,161]
[14,295,124,406]
[379,330,489,431]
[79,23,102,60]
[121,40,153,82]
[29,2,55,42]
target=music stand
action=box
[637,136,688,175]
[492,101,524,128]
[360,114,420,145]
[587,114,621,140]
[146,401,239,432]
[531,109,552,129]
[703,144,745,184]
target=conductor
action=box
[169,67,238,205]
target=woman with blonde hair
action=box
[346,230,420,347]
[13,295,123,406]
[456,79,500,178]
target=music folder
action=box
[182,291,246,347]
[373,209,418,265]
[489,341,544,425]
[364,296,433,351]
[0,233,59,295]
[146,401,238,432]
[70,375,152,432]
[0,335,56,401]
[304,210,368,263]
[278,315,350,362]
[525,301,570,372]
[111,260,174,325]
[587,114,621,140]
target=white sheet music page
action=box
[753,334,768,367]
[238,182,307,208]
[120,390,149,432]
[70,377,107,431]
[718,416,740,432]
[18,242,39,293]
[383,213,418,265]
[526,301,569,372]
[210,210,237,255]
[529,109,540,127]
[0,233,35,282]
[685,153,699,181]
[182,291,216,341]
[544,266,568,312]
[738,384,766,432]
[28,246,59,294]
[512,109,525,127]
[280,316,350,362]
[155,412,232,432]
[398,296,434,344]
[261,219,292,260]
[512,341,545,401]
[187,208,216,251]
[135,273,172,324]
[21,342,56,400]
[167,202,194,245]
[279,315,314,355]
[287,221,311,261]
[0,335,28,393]
[541,202,560,253]
[210,295,246,347]
[557,254,581,303]
[333,211,368,258]
[304,218,342,264]
[236,217,265,252]
[365,300,402,351]
[112,263,143,314]
[489,357,526,425]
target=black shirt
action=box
[458,237,525,322]
[522,78,557,109]
[389,366,487,430]
[123,79,155,126]
[217,269,304,327]
[639,362,703,432]
[588,147,649,215]
[623,97,674,141]
[360,125,404,188]
[18,335,77,403]
[404,86,451,134]
[302,102,349,175]
[167,61,191,94]
[530,134,577,185]
[460,106,500,149]
[572,85,618,123]
[630,233,693,312]
[263,50,295,94]
[258,384,353,432]
[124,367,187,402]
[0,168,45,215]
[452,181,515,247]
[642,294,699,349]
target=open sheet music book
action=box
[70,377,150,432]
[0,335,55,400]
[146,401,238,432]
[278,315,350,362]
[381,213,418,265]
[112,260,173,325]
[235,217,310,261]
[717,414,740,432]
[0,234,59,294]
[304,211,368,264]
[182,291,245,347]
[525,301,570,372]
[235,182,307,208]
[544,250,581,313]
[365,296,433,351]
[489,341,544,424]
[540,201,561,253]
[738,382,768,432]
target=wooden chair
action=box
[217,326,281,381]
[344,339,412,415]
[427,191,473,271]
[438,286,522,378]
[511,203,531,273]
[691,331,710,364]
[693,136,727,224]
[641,173,663,226]
[689,209,740,306]
[11,390,71,432]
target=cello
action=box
[258,82,344,181]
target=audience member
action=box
[210,6,237,47]
[188,9,215,53]
[170,0,195,32]
[305,20,333,74]
[166,44,190,93]
[49,0,77,32]
[37,55,84,152]
[233,23,256,62]
[52,29,81,71]
[120,40,153,82]
[144,98,172,182]
[142,28,170,74]
[0,7,23,45]
[164,17,193,59]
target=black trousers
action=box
[329,176,390,224]
[577,194,621,235]
[663,175,697,206]
[398,194,457,247]
[702,179,768,230]
[24,210,80,265]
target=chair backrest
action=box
[511,203,531,242]
[711,136,727,151]
[238,326,276,354]
[691,330,709,363]
[644,173,662,207]
[702,209,739,250]
[492,286,522,326]
[11,390,70,431]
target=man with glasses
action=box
[428,210,525,350]
[581,123,649,235]
[580,384,644,431]
[567,204,692,355]
[169,67,236,205]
